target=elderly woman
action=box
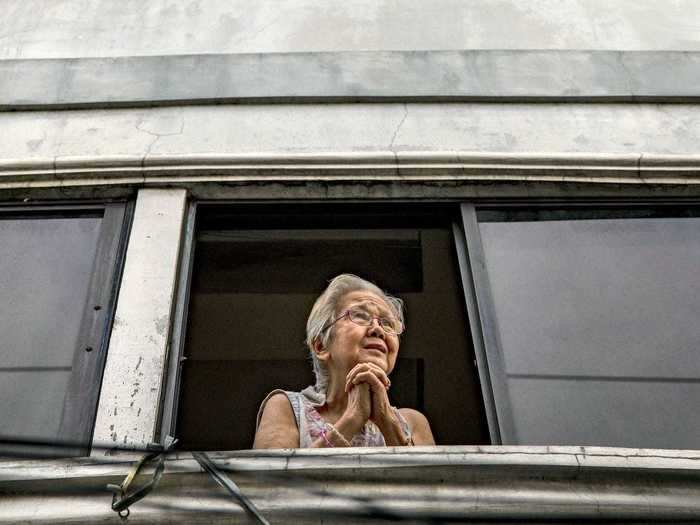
[254,274,435,448]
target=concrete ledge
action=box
[2,446,700,523]
[2,50,700,109]
[1,152,700,189]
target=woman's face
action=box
[324,290,401,375]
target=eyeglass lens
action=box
[348,308,401,334]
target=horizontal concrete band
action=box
[1,152,700,188]
[2,50,700,109]
[3,447,700,522]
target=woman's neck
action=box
[321,373,349,421]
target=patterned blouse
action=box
[257,387,412,447]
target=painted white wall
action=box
[2,0,700,59]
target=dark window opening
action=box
[175,204,490,450]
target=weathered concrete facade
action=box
[3,0,700,59]
[3,1,700,201]
[2,1,700,522]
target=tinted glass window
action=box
[477,208,700,448]
[0,206,126,456]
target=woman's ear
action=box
[313,338,329,362]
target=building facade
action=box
[1,1,700,522]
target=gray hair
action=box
[305,274,404,393]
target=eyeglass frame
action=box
[320,307,405,336]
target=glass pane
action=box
[478,214,700,447]
[0,216,101,441]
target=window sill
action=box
[2,445,699,523]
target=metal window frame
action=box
[162,198,700,448]
[159,200,500,446]
[159,201,198,442]
[457,199,700,446]
[453,207,513,444]
[0,201,132,456]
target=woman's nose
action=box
[367,318,386,338]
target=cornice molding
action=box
[1,152,700,189]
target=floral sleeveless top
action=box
[257,387,412,448]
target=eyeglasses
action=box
[321,307,404,336]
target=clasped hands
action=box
[343,362,400,436]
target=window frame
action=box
[159,200,490,446]
[158,201,198,443]
[160,198,700,449]
[460,199,700,445]
[0,201,132,455]
[454,204,511,444]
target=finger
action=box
[357,362,391,389]
[351,371,379,386]
[345,364,369,390]
[351,371,386,392]
[348,380,371,392]
[367,363,391,388]
[349,362,391,389]
[349,382,371,399]
[346,363,374,381]
[345,363,381,391]
[349,374,389,391]
[358,363,391,388]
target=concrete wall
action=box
[4,103,700,161]
[2,0,699,59]
[2,1,700,454]
[2,103,700,202]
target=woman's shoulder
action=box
[256,390,296,424]
[253,391,300,449]
[397,407,436,445]
[264,390,295,407]
[397,407,428,424]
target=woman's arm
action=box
[254,390,369,448]
[399,408,436,445]
[253,393,300,449]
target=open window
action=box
[164,201,700,451]
[168,203,490,450]
[0,203,130,456]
